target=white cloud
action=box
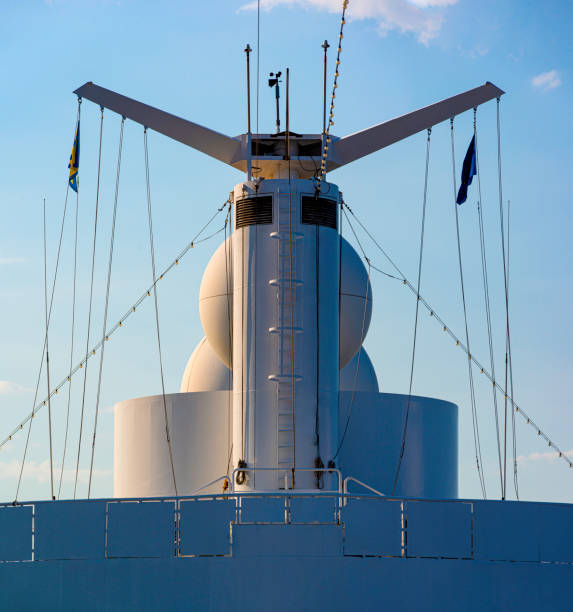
[238,0,458,44]
[457,43,489,59]
[517,449,573,465]
[0,459,111,485]
[0,381,31,394]
[408,0,456,6]
[531,69,562,91]
[0,257,27,265]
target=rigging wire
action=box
[43,198,55,500]
[14,99,77,501]
[336,198,343,460]
[392,128,432,495]
[506,199,519,499]
[342,203,573,474]
[58,181,79,499]
[74,105,104,498]
[318,0,350,187]
[496,97,514,500]
[473,110,503,496]
[143,127,178,496]
[1,204,227,454]
[452,114,487,499]
[223,204,234,482]
[87,116,125,498]
[477,198,503,495]
[315,223,321,475]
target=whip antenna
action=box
[244,44,253,180]
[321,40,330,147]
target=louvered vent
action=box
[235,196,273,229]
[301,196,338,230]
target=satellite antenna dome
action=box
[339,236,373,368]
[199,237,233,368]
[180,336,231,393]
[199,234,371,371]
[340,347,379,393]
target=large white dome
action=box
[198,234,372,370]
[339,236,373,368]
[198,237,233,368]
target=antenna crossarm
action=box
[73,82,241,166]
[331,81,505,169]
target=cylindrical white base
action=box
[113,391,231,498]
[337,392,458,499]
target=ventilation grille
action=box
[301,196,338,230]
[235,196,273,229]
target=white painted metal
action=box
[74,82,503,179]
[180,337,231,392]
[339,237,372,367]
[113,392,230,497]
[73,82,241,165]
[114,171,456,500]
[339,348,379,392]
[338,392,458,498]
[231,179,340,490]
[198,238,233,368]
[199,233,371,372]
[331,82,505,167]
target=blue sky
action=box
[0,0,571,503]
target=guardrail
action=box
[231,466,343,493]
[0,494,572,564]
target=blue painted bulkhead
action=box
[0,494,572,610]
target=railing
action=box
[342,476,385,498]
[0,494,572,564]
[231,466,343,493]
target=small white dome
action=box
[340,347,379,393]
[199,237,233,368]
[181,337,231,393]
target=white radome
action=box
[339,236,373,367]
[198,237,233,368]
[180,336,231,392]
[339,347,379,393]
[181,337,379,394]
[198,234,372,371]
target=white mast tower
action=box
[74,78,503,495]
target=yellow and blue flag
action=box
[68,122,80,192]
[456,135,476,205]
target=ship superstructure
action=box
[0,49,572,611]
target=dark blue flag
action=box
[456,135,476,205]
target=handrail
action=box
[189,474,230,496]
[343,476,386,498]
[231,466,343,494]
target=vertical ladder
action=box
[270,194,303,488]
